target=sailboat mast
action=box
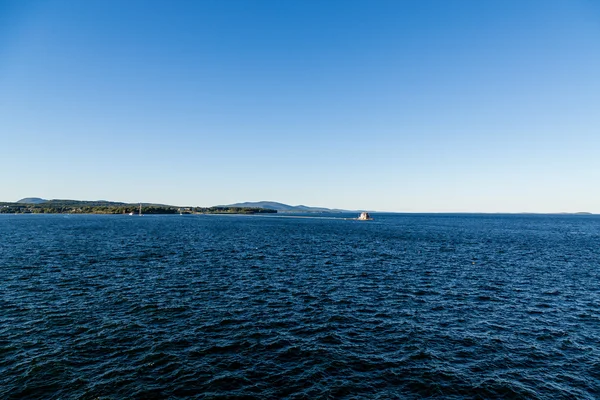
[139,203,142,216]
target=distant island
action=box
[1,198,277,215]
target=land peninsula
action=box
[1,199,277,215]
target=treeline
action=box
[0,202,276,215]
[0,203,177,214]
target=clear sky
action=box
[1,0,599,212]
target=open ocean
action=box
[1,213,599,399]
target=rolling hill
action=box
[220,201,350,213]
[17,197,48,204]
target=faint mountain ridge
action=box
[220,201,352,213]
[17,197,47,204]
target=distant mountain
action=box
[43,199,129,206]
[17,197,47,204]
[220,201,350,213]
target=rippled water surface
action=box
[1,213,599,399]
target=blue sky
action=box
[1,0,599,212]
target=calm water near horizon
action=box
[1,213,599,399]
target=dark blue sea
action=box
[1,213,599,399]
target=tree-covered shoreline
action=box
[0,200,276,215]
